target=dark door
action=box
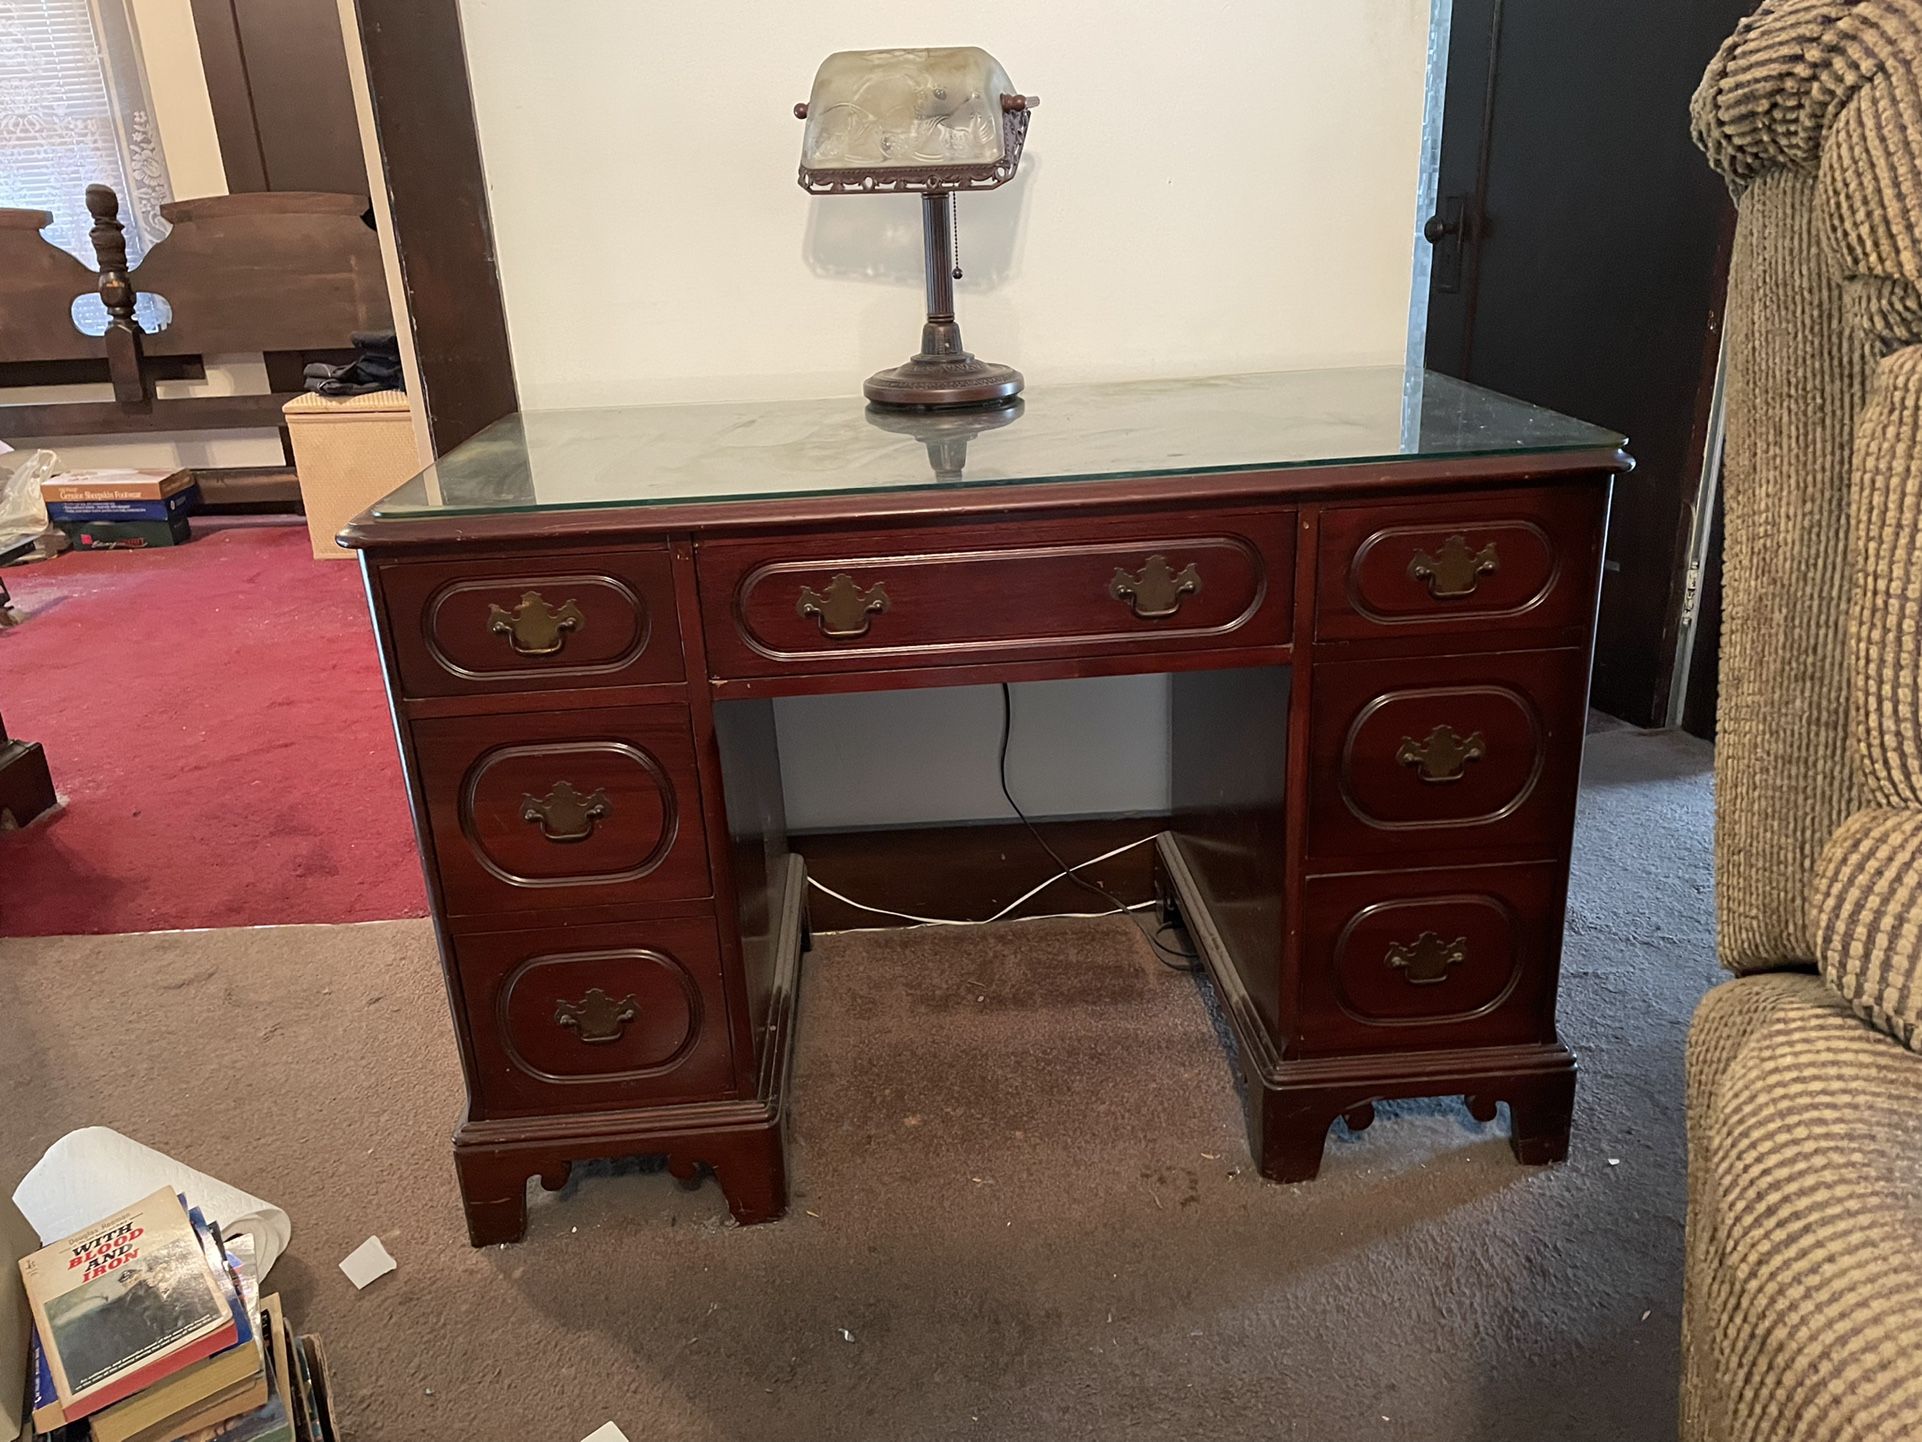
[192,0,365,196]
[1424,0,1747,727]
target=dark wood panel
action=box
[1316,484,1606,642]
[0,394,296,437]
[413,706,711,917]
[350,0,517,455]
[698,509,1295,679]
[191,0,367,196]
[1169,665,1293,1036]
[453,914,735,1117]
[133,194,388,357]
[1293,861,1565,1055]
[796,816,1163,933]
[709,642,1293,701]
[712,698,789,1039]
[0,710,58,832]
[1306,647,1590,864]
[381,549,684,698]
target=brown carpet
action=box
[0,729,1719,1442]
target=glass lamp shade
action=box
[797,47,1030,193]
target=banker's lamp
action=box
[795,47,1037,408]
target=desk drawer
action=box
[1306,648,1589,861]
[414,705,711,917]
[1295,862,1562,1053]
[697,510,1295,678]
[454,916,735,1115]
[1315,487,1604,642]
[382,549,683,697]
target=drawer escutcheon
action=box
[1395,724,1487,784]
[798,573,891,639]
[553,987,640,1044]
[1408,535,1500,599]
[488,590,585,656]
[1110,555,1201,619]
[1385,930,1467,985]
[520,781,611,843]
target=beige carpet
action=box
[0,729,1720,1442]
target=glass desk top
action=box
[368,366,1625,521]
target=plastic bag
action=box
[0,448,55,549]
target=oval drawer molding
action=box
[379,549,683,696]
[1315,488,1605,643]
[412,706,712,916]
[1339,683,1546,831]
[1332,894,1524,1026]
[695,509,1295,678]
[498,947,703,1083]
[1306,649,1590,864]
[1294,862,1563,1053]
[450,915,736,1116]
[1351,520,1557,624]
[460,739,678,887]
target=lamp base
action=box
[863,353,1024,409]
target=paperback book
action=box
[16,1188,239,1421]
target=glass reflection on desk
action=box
[375,366,1624,520]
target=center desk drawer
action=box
[697,510,1296,678]
[413,706,711,917]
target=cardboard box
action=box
[42,468,194,504]
[58,516,193,550]
[283,391,418,561]
[45,484,201,524]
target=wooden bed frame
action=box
[0,184,394,505]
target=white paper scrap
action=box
[339,1235,397,1289]
[581,1425,631,1442]
[13,1127,292,1277]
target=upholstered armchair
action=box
[1683,3,1922,1439]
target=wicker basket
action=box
[283,390,419,561]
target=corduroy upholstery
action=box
[1683,3,1922,1439]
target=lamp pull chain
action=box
[952,196,964,281]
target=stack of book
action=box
[15,1189,336,1442]
[41,469,199,551]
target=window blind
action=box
[0,0,167,267]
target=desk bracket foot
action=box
[1154,834,1578,1184]
[450,856,808,1244]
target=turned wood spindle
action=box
[85,183,150,406]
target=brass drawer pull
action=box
[1386,931,1466,985]
[1110,554,1201,619]
[1408,535,1499,599]
[1396,724,1486,783]
[520,781,610,842]
[554,987,639,1044]
[798,573,890,639]
[488,590,585,655]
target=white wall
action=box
[458,0,1435,828]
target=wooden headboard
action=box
[0,185,395,458]
[1,192,390,364]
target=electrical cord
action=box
[798,685,1204,969]
[805,835,1163,928]
[994,683,1201,971]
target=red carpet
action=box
[0,522,426,936]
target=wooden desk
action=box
[340,368,1630,1245]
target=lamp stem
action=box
[922,192,958,340]
[860,188,1019,408]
